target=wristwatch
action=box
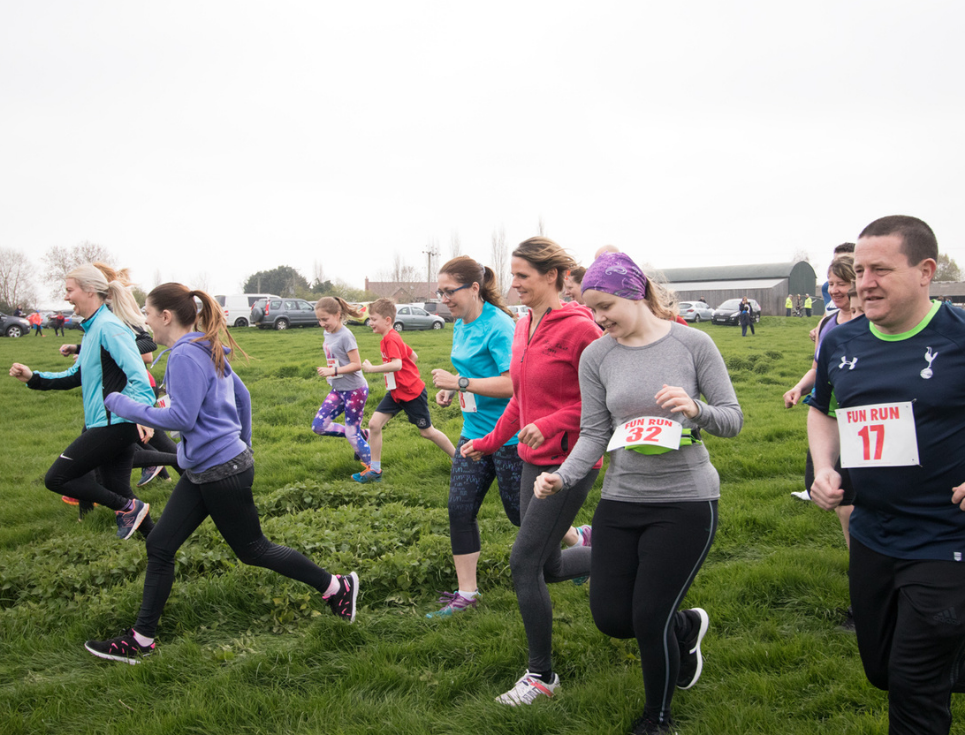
[458,376,470,392]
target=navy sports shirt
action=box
[811,301,965,561]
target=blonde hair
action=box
[512,237,576,291]
[67,263,146,332]
[315,296,362,321]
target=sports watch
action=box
[458,376,470,392]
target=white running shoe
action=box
[791,490,811,501]
[496,671,560,705]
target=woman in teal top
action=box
[429,256,521,618]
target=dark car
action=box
[420,301,453,322]
[0,311,32,337]
[250,298,319,330]
[712,298,761,326]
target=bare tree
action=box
[791,249,811,264]
[935,253,962,282]
[383,252,421,284]
[491,225,509,296]
[0,248,38,309]
[41,241,114,298]
[193,271,212,293]
[449,230,462,259]
[312,259,326,286]
[152,269,164,289]
[537,216,546,236]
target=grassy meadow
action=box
[1,318,955,734]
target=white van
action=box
[215,294,280,327]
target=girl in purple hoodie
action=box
[84,283,359,664]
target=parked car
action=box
[216,293,280,327]
[394,305,445,331]
[678,301,714,323]
[508,304,530,320]
[250,298,320,330]
[0,311,31,337]
[712,298,762,326]
[419,301,453,322]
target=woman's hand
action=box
[59,344,78,357]
[460,440,484,461]
[783,386,803,408]
[317,366,335,378]
[436,389,454,407]
[137,424,155,443]
[431,368,459,391]
[9,363,33,383]
[534,472,563,499]
[518,423,545,449]
[655,385,699,419]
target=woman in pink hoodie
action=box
[463,236,602,706]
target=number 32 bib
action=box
[837,401,920,468]
[608,416,683,455]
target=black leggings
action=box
[590,499,718,723]
[132,430,182,474]
[134,467,333,637]
[45,424,141,511]
[511,461,599,675]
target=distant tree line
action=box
[241,265,376,303]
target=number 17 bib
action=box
[837,401,919,468]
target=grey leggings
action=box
[511,461,599,675]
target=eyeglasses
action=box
[436,283,472,301]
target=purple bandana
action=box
[581,252,647,301]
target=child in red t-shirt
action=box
[355,299,455,483]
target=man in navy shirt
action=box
[809,215,965,735]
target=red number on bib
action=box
[857,424,885,461]
[626,426,644,442]
[644,426,662,442]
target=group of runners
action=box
[8,214,965,735]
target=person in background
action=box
[804,294,813,317]
[786,294,793,317]
[28,310,43,336]
[739,297,755,337]
[51,311,66,337]
[563,266,587,304]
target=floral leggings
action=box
[311,386,371,465]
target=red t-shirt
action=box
[380,329,424,402]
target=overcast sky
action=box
[3,1,964,303]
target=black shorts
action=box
[375,387,432,429]
[805,448,856,506]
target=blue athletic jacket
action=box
[27,304,155,427]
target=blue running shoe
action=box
[115,499,150,540]
[352,467,382,484]
[426,591,478,619]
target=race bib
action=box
[607,416,683,453]
[384,370,397,391]
[326,358,340,385]
[837,401,919,468]
[459,391,477,413]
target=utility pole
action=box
[422,240,439,302]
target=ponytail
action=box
[315,296,362,322]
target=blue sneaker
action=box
[352,466,382,484]
[426,591,478,619]
[115,499,150,540]
[137,466,163,487]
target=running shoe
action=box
[157,468,172,481]
[838,605,856,633]
[61,495,79,506]
[791,490,811,501]
[353,429,371,461]
[676,607,709,689]
[630,713,678,734]
[496,671,560,705]
[352,467,382,484]
[425,591,478,619]
[327,572,359,623]
[115,499,150,540]
[137,466,164,487]
[84,628,155,665]
[78,500,95,521]
[575,525,592,547]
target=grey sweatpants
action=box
[511,461,599,675]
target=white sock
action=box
[370,461,382,472]
[132,630,154,647]
[322,575,341,598]
[457,589,479,599]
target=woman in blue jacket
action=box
[84,283,359,664]
[9,264,156,540]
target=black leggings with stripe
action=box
[590,498,718,723]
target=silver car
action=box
[678,301,714,323]
[395,305,445,331]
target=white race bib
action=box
[459,391,477,413]
[326,358,340,385]
[384,370,397,391]
[607,416,683,453]
[837,401,919,468]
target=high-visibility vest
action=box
[785,296,793,308]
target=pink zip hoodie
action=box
[473,305,603,467]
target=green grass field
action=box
[1,319,957,734]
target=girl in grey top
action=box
[535,252,742,735]
[311,297,371,468]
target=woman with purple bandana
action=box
[533,252,743,735]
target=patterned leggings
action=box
[311,386,371,465]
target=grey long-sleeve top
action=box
[555,324,743,503]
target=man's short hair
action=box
[859,215,938,266]
[833,242,855,255]
[369,298,396,320]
